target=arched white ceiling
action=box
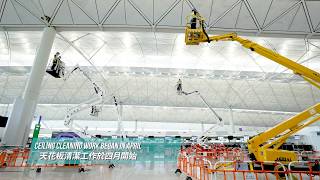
[0,0,320,38]
[0,0,320,130]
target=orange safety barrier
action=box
[0,147,115,173]
[299,151,320,161]
[0,148,30,167]
[288,161,320,180]
[176,155,320,180]
[0,148,90,169]
[181,145,248,162]
[0,150,6,167]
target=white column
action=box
[116,103,123,135]
[2,27,56,146]
[134,120,138,133]
[201,122,204,134]
[229,106,235,134]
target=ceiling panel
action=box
[50,0,74,24]
[103,0,126,25]
[0,0,319,37]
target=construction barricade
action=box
[0,148,91,173]
[177,155,320,180]
[0,148,29,167]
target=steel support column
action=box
[116,102,123,135]
[2,27,56,146]
[229,107,235,134]
[135,119,138,133]
[201,122,204,134]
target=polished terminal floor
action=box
[0,163,185,180]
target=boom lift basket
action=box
[90,105,102,117]
[185,14,206,45]
[46,53,65,78]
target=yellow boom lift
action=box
[184,10,320,164]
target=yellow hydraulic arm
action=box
[185,12,320,163]
[186,33,320,89]
[247,103,320,162]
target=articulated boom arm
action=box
[185,12,320,162]
[247,103,320,161]
[63,65,113,137]
[64,65,104,97]
[186,32,320,89]
[64,96,104,126]
[63,66,105,128]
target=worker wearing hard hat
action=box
[190,9,203,29]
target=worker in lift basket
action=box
[51,52,60,71]
[51,52,65,77]
[176,79,183,95]
[188,9,210,43]
[190,9,200,29]
[189,9,204,40]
